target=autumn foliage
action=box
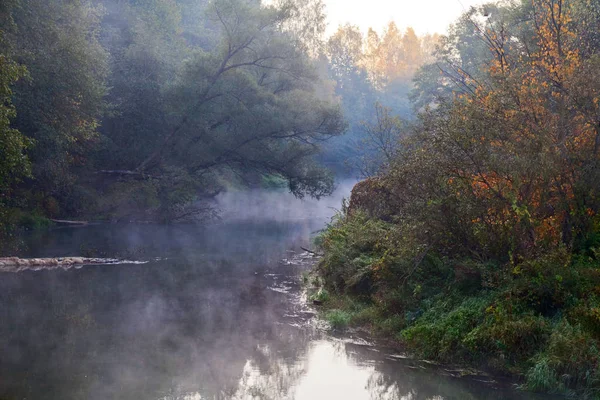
[381,0,600,261]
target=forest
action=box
[2,0,600,397]
[0,0,434,239]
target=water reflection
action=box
[0,193,549,399]
[213,336,548,400]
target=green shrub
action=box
[326,309,352,330]
[18,212,53,230]
[524,321,600,394]
[509,248,580,316]
[464,313,550,365]
[525,357,560,393]
[377,314,405,337]
[350,305,379,326]
[401,297,488,361]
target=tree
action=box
[0,55,29,191]
[0,0,31,240]
[93,0,346,220]
[409,2,513,110]
[6,0,109,216]
[384,0,600,260]
[326,24,364,85]
[0,1,30,191]
[355,103,405,177]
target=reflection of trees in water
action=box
[224,339,310,400]
[342,342,541,400]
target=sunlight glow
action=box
[323,0,488,36]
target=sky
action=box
[323,0,488,36]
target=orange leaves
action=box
[532,0,581,82]
[536,215,562,246]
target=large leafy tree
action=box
[0,1,29,192]
[5,0,109,216]
[0,0,30,241]
[92,0,346,221]
[0,0,345,222]
[0,56,29,191]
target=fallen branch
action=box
[50,219,88,226]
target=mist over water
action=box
[0,183,546,400]
[215,180,357,223]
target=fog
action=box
[215,180,356,223]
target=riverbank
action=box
[311,212,600,399]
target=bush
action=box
[350,305,379,326]
[401,297,489,361]
[315,191,600,396]
[326,309,352,330]
[18,212,53,230]
[464,313,550,366]
[525,321,600,395]
[508,248,580,316]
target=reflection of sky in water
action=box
[294,341,386,400]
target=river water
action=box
[0,186,549,400]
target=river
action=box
[0,185,549,400]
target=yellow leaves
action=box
[532,0,581,81]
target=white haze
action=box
[215,180,357,224]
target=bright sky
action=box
[323,0,488,36]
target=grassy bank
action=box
[313,212,600,398]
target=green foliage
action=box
[0,0,108,228]
[0,54,30,191]
[318,194,600,396]
[17,212,53,230]
[402,297,489,361]
[325,309,352,330]
[0,0,347,226]
[524,321,600,395]
[261,174,288,190]
[0,5,31,239]
[350,304,379,327]
[317,211,392,292]
[464,313,550,367]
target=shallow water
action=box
[0,188,550,400]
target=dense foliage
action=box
[0,0,352,231]
[317,0,600,397]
